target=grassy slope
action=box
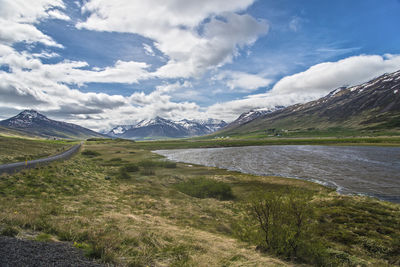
[0,126,40,139]
[0,136,76,164]
[0,138,399,266]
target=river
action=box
[154,145,400,203]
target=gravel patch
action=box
[0,236,107,267]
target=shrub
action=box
[138,160,157,168]
[109,157,122,162]
[161,161,177,168]
[140,168,155,176]
[138,160,157,175]
[117,167,130,180]
[246,189,328,263]
[123,163,139,172]
[81,150,101,157]
[175,178,234,200]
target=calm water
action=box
[154,145,400,203]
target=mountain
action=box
[107,125,134,137]
[0,110,106,139]
[224,107,284,130]
[108,117,227,140]
[217,70,400,136]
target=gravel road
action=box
[0,143,82,176]
[0,236,106,267]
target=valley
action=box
[0,138,399,266]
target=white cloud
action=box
[143,43,155,56]
[0,0,68,47]
[77,0,268,78]
[214,71,272,92]
[0,19,63,48]
[0,45,204,130]
[206,54,400,120]
[271,54,400,96]
[47,9,70,21]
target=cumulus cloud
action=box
[0,0,68,47]
[77,0,268,78]
[271,54,400,96]
[206,54,400,120]
[0,45,204,130]
[214,71,272,92]
[47,9,70,21]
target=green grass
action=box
[0,138,399,266]
[81,150,101,157]
[175,177,234,200]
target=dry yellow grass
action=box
[1,139,398,266]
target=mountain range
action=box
[0,110,105,139]
[107,117,227,140]
[216,70,400,137]
[1,70,399,140]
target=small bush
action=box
[161,161,177,168]
[175,178,234,200]
[109,157,122,162]
[117,167,130,180]
[123,163,139,172]
[138,160,157,168]
[81,150,101,157]
[140,169,155,176]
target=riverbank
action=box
[154,145,400,203]
[128,135,400,150]
[0,138,399,266]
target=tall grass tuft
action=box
[175,177,234,200]
[81,150,101,157]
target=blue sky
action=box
[0,0,400,130]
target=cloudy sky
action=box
[1,0,400,131]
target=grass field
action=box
[124,135,400,150]
[0,138,399,266]
[0,136,76,164]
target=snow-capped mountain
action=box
[225,106,284,130]
[217,69,400,135]
[0,110,106,139]
[107,125,134,137]
[107,117,227,140]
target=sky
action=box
[1,0,400,131]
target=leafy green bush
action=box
[81,150,101,157]
[245,189,329,264]
[175,178,234,200]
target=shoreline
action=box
[153,144,400,204]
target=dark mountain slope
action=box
[218,70,400,136]
[0,110,106,139]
